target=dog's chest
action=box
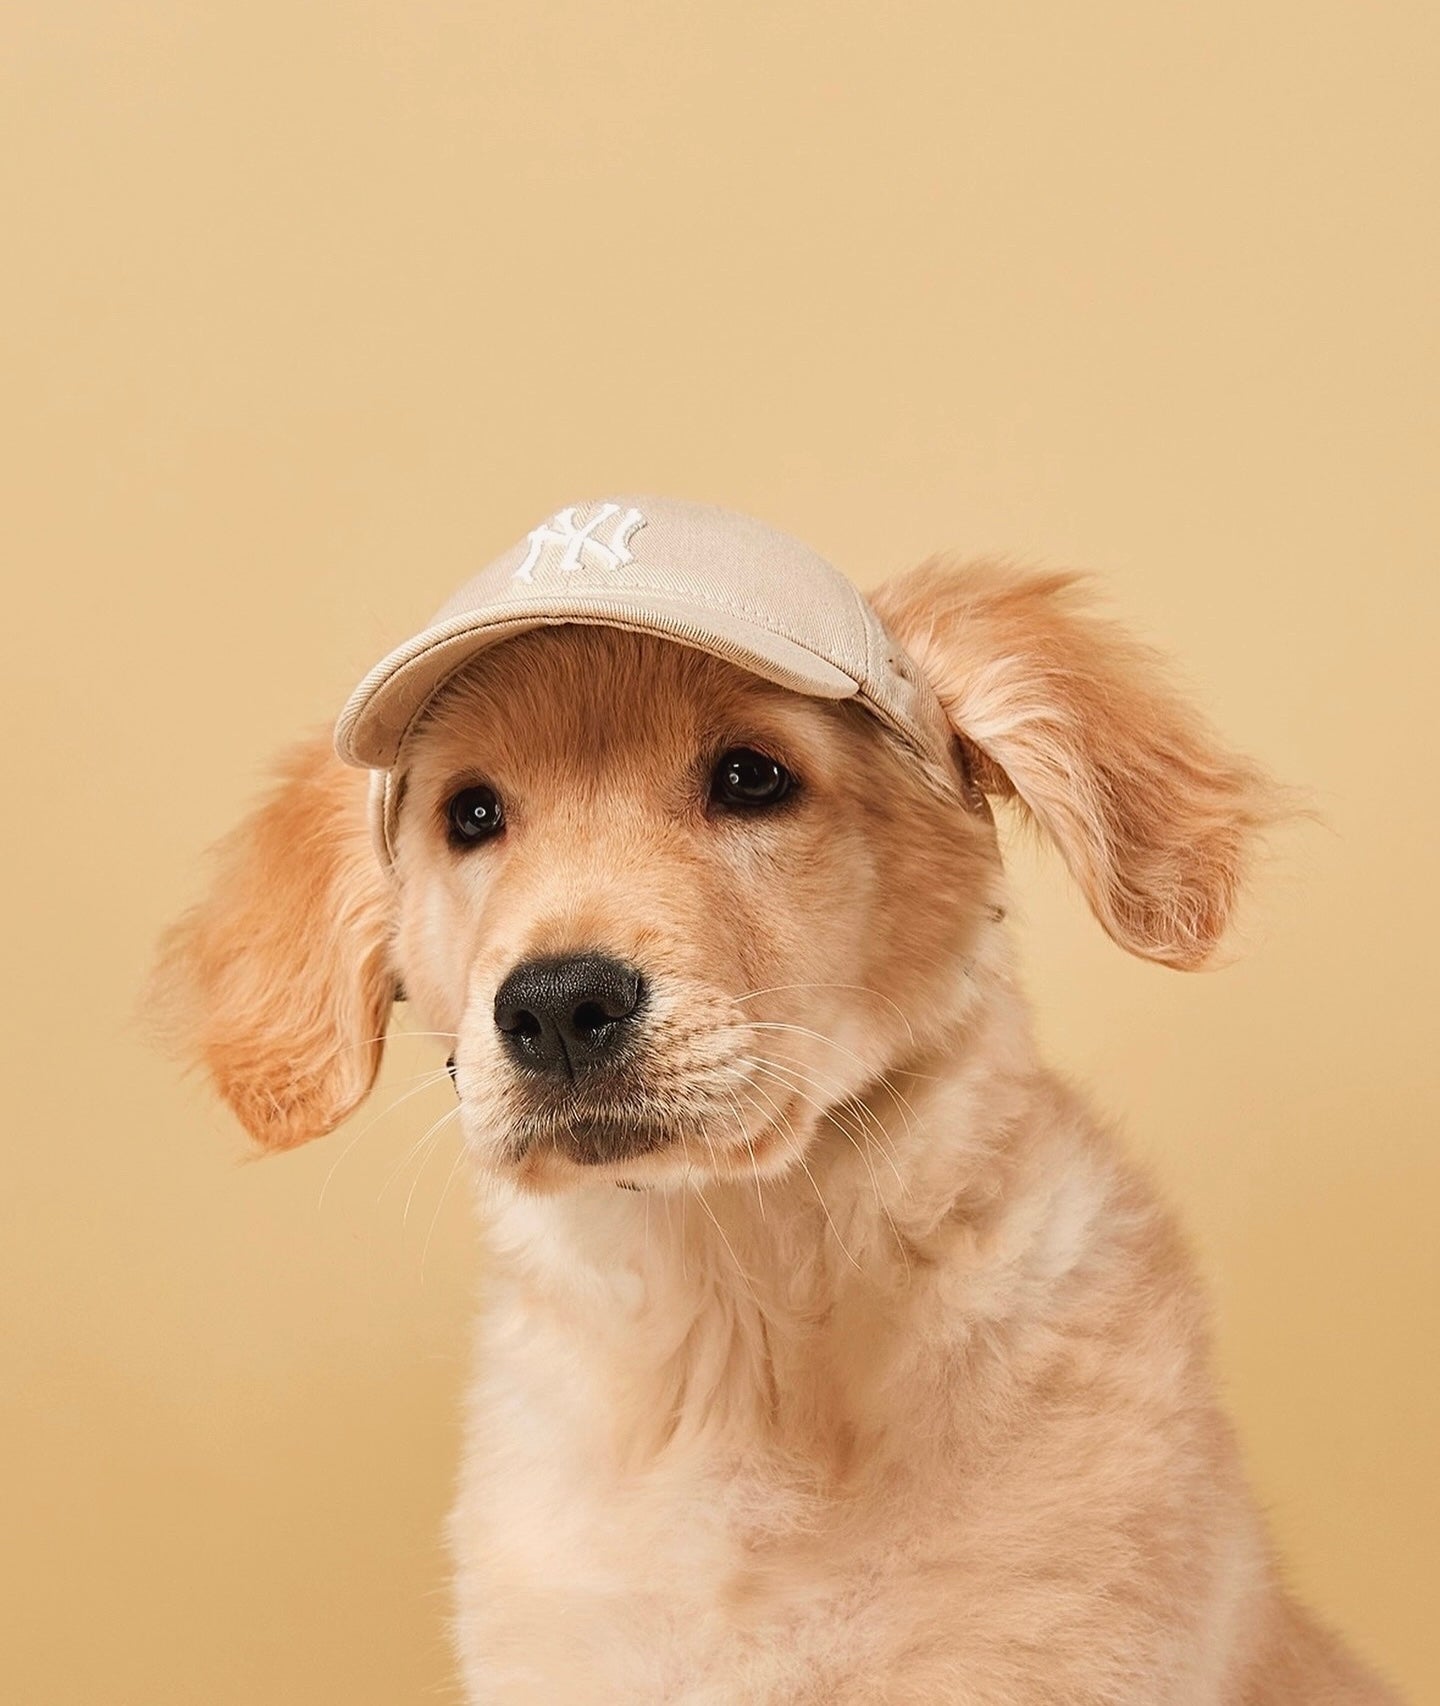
[446,1259,914,1699]
[449,1400,896,1704]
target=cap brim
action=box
[335,589,860,769]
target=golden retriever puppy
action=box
[155,501,1398,1703]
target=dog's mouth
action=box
[486,1073,798,1188]
[491,1068,710,1170]
[510,1111,677,1169]
[455,1022,821,1188]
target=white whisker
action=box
[382,1100,461,1206]
[746,1055,907,1184]
[720,1083,767,1219]
[420,1132,471,1282]
[691,1186,761,1310]
[403,1105,462,1231]
[735,1073,862,1273]
[317,1068,455,1209]
[744,1058,911,1279]
[733,982,918,1050]
[750,1062,903,1193]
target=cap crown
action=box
[335,497,949,792]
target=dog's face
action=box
[153,561,1277,1165]
[390,629,996,1192]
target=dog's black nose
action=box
[493,954,646,1080]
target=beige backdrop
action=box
[3,3,1436,1701]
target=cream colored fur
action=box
[154,563,1398,1703]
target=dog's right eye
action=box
[446,785,505,846]
[710,747,795,810]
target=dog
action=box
[155,498,1397,1702]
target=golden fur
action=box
[154,563,1397,1702]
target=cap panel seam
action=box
[850,579,877,684]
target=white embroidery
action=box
[512,503,647,583]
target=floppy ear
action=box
[872,559,1285,969]
[150,735,394,1149]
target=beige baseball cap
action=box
[335,496,952,862]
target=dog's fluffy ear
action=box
[149,735,394,1149]
[872,560,1284,968]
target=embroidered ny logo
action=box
[512,503,647,584]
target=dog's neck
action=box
[475,957,1089,1472]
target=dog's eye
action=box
[446,785,505,845]
[711,747,794,809]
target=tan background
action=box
[3,3,1436,1701]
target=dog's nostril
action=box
[493,954,648,1080]
[573,1000,610,1038]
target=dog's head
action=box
[153,560,1279,1191]
[377,625,994,1191]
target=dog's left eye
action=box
[446,784,505,845]
[711,747,794,809]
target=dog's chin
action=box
[476,1095,817,1196]
[525,1119,674,1171]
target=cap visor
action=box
[335,589,860,768]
